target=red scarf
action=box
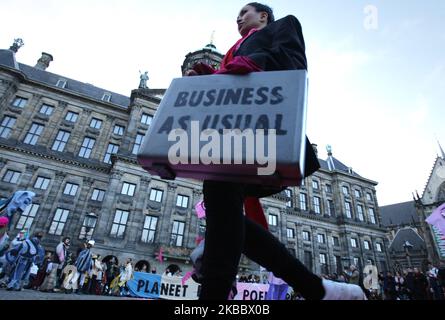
[220,28,258,69]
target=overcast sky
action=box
[1,0,444,206]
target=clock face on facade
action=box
[437,166,445,179]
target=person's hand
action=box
[184,69,198,77]
[184,63,216,77]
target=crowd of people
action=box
[236,262,445,301]
[0,222,145,296]
[1,216,445,300]
[318,264,445,300]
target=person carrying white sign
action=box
[185,2,366,301]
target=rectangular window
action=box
[102,93,111,102]
[79,214,97,240]
[176,194,189,208]
[2,170,20,183]
[320,253,329,274]
[351,238,358,248]
[268,214,278,226]
[312,180,319,190]
[48,208,69,235]
[39,103,54,116]
[16,204,39,230]
[285,189,292,207]
[299,193,307,211]
[354,189,362,198]
[104,143,119,164]
[364,240,371,250]
[313,196,321,214]
[132,133,145,155]
[287,228,295,239]
[149,188,163,202]
[357,205,364,221]
[304,251,313,271]
[141,215,158,243]
[91,188,105,202]
[325,184,332,193]
[24,123,44,145]
[366,192,373,201]
[12,96,28,108]
[78,137,95,158]
[121,182,136,196]
[345,201,352,218]
[376,243,383,252]
[368,208,376,224]
[327,200,335,216]
[110,209,129,238]
[34,176,50,190]
[90,118,102,130]
[51,130,70,152]
[170,221,185,247]
[303,230,311,241]
[342,186,349,196]
[63,183,79,196]
[317,234,326,244]
[335,255,342,274]
[332,236,340,247]
[0,116,16,138]
[353,257,360,267]
[56,79,67,88]
[113,124,125,136]
[319,253,327,264]
[141,113,153,126]
[65,111,78,123]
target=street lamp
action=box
[403,240,413,268]
[84,213,97,240]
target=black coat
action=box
[235,15,320,177]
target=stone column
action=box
[94,114,115,160]
[0,158,7,172]
[121,105,141,152]
[125,176,151,249]
[94,169,123,244]
[158,182,178,245]
[186,188,202,248]
[69,177,95,239]
[15,93,42,137]
[68,109,91,154]
[35,170,66,231]
[0,79,19,107]
[17,164,37,189]
[39,101,68,143]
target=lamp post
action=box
[84,213,97,240]
[403,240,413,268]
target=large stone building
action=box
[380,149,445,271]
[0,39,390,275]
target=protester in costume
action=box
[54,236,71,288]
[11,229,27,248]
[6,231,44,291]
[72,239,94,293]
[0,217,10,278]
[0,191,35,230]
[185,3,366,300]
[39,254,58,292]
[118,258,134,296]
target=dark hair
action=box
[247,2,275,24]
[63,236,70,242]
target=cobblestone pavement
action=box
[0,287,145,300]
